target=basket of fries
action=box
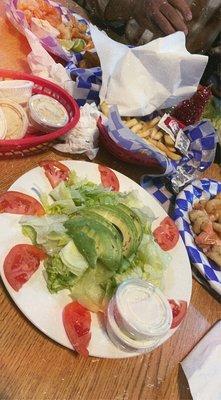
[98,99,217,176]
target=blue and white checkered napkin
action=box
[173,179,221,295]
[66,62,102,106]
[140,176,176,214]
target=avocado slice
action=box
[117,203,143,247]
[73,209,122,244]
[89,205,138,257]
[64,216,122,270]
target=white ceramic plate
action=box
[0,160,192,358]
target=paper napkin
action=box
[90,25,208,117]
[181,321,221,400]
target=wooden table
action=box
[0,5,221,400]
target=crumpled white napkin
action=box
[181,321,221,400]
[90,25,208,117]
[53,103,100,159]
[25,29,74,94]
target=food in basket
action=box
[17,0,93,52]
[100,102,182,161]
[79,51,101,69]
[0,99,29,140]
[0,80,34,104]
[189,193,221,268]
[28,94,69,132]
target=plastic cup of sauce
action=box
[106,279,172,353]
[28,94,69,132]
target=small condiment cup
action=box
[106,279,172,352]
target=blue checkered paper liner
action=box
[66,62,102,106]
[173,179,221,296]
[140,176,176,214]
[108,107,217,176]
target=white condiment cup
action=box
[28,94,69,132]
[106,279,172,352]
[0,80,34,104]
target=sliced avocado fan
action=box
[64,214,122,270]
[89,204,142,257]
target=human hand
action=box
[132,0,192,35]
[105,0,192,35]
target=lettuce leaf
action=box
[44,255,76,293]
[20,215,69,254]
[71,263,115,312]
[115,234,171,289]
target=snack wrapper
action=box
[6,0,90,61]
[106,106,217,178]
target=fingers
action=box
[160,2,188,34]
[150,11,175,34]
[168,0,192,21]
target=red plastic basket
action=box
[0,70,80,155]
[98,119,164,174]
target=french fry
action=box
[131,123,143,133]
[137,129,151,138]
[152,130,163,140]
[164,134,174,146]
[146,138,165,154]
[167,146,176,153]
[149,127,159,139]
[144,116,161,129]
[156,141,181,160]
[100,101,109,117]
[124,118,138,128]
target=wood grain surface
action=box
[0,4,220,400]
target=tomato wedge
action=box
[169,299,187,329]
[153,217,179,251]
[98,165,119,191]
[3,244,47,292]
[39,160,70,188]
[63,301,91,357]
[0,191,45,216]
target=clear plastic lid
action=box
[0,80,34,104]
[107,298,160,352]
[28,94,69,129]
[114,279,172,340]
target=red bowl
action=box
[0,70,80,155]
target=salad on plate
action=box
[0,160,190,357]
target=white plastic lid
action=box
[0,107,7,139]
[115,279,172,339]
[0,80,34,104]
[29,94,69,129]
[0,80,33,89]
[107,298,159,352]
